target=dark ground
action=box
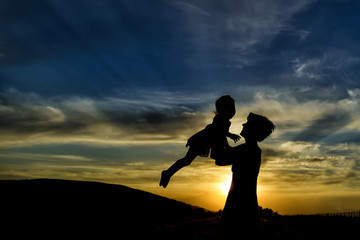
[2,179,359,239]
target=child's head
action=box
[215,95,236,119]
[241,112,275,142]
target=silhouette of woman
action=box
[211,112,275,239]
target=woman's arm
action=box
[215,156,233,166]
[211,145,235,166]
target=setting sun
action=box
[218,175,232,196]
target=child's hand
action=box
[230,134,241,143]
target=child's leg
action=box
[160,148,198,188]
[166,148,198,176]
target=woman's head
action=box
[241,112,275,142]
[215,95,236,119]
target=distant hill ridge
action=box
[1,179,218,238]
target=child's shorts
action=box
[186,129,212,157]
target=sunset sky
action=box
[1,0,360,215]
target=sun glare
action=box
[219,175,232,196]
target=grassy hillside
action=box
[1,179,219,239]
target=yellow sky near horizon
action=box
[3,143,359,216]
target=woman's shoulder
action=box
[234,143,261,154]
[232,143,247,153]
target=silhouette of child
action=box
[211,112,275,239]
[159,95,240,188]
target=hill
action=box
[1,179,219,239]
[2,179,359,239]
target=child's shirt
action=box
[186,114,231,157]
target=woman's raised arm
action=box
[211,146,236,166]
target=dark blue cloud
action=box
[1,0,360,100]
[0,0,206,95]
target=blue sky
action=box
[1,0,360,214]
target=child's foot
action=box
[159,170,171,188]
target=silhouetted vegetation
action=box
[259,206,281,219]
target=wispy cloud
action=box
[223,0,314,58]
[2,85,360,175]
[174,1,211,16]
[0,88,218,148]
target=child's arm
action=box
[227,132,240,143]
